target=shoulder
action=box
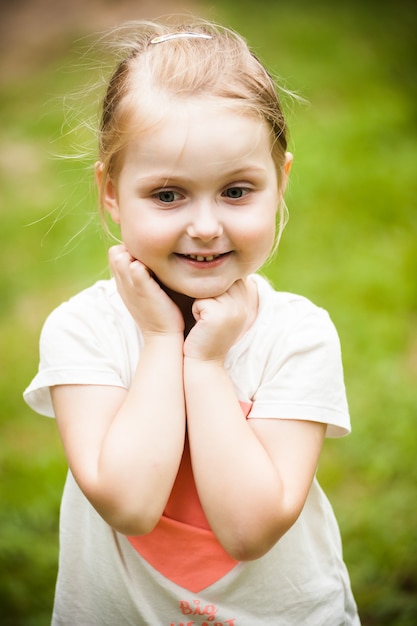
[47,279,122,320]
[240,274,350,437]
[229,273,344,377]
[250,273,338,343]
[37,278,140,374]
[41,279,132,338]
[24,279,139,416]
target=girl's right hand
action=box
[108,244,184,337]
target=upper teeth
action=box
[188,254,218,262]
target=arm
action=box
[184,280,326,561]
[51,246,186,535]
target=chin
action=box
[158,276,235,301]
[184,281,234,300]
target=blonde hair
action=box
[97,18,291,239]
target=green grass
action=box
[1,0,416,623]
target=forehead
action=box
[123,96,274,172]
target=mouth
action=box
[179,252,229,263]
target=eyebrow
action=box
[135,166,267,187]
[222,165,268,178]
[135,175,189,188]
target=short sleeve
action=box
[248,300,350,438]
[23,281,139,417]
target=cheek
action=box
[239,213,277,254]
[120,218,173,260]
[258,226,277,261]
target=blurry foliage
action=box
[0,0,416,623]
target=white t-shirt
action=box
[24,274,360,625]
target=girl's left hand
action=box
[184,279,254,362]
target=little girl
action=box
[24,19,360,625]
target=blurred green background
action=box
[0,0,416,624]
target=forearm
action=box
[184,358,289,560]
[97,334,185,534]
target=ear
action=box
[94,161,120,224]
[275,153,293,212]
[284,151,293,176]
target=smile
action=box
[183,253,225,262]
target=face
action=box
[101,98,288,300]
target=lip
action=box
[175,251,231,268]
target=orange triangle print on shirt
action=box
[127,400,253,592]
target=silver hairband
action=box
[150,32,212,44]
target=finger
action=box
[108,243,129,259]
[191,298,204,322]
[225,278,246,298]
[108,245,134,275]
[129,259,154,287]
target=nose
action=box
[186,201,223,241]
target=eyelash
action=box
[152,185,250,205]
[153,190,183,204]
[222,186,249,199]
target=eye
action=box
[222,187,248,200]
[154,190,182,203]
